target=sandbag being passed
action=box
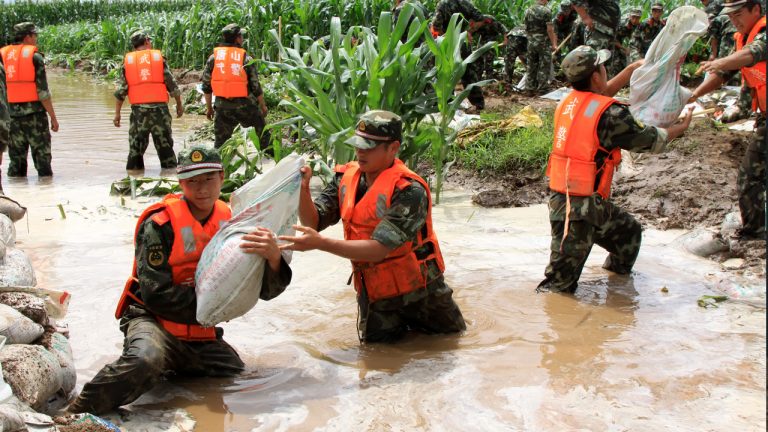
[195,154,304,326]
[629,6,708,127]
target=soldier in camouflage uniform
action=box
[537,46,694,294]
[68,145,293,414]
[572,0,621,74]
[631,3,666,61]
[115,31,183,170]
[552,1,577,64]
[473,15,508,80]
[523,0,558,95]
[202,24,270,150]
[690,0,766,239]
[0,23,59,177]
[610,8,641,77]
[283,111,465,343]
[505,27,528,83]
[432,0,487,109]
[0,63,9,193]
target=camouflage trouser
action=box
[584,28,619,75]
[524,36,552,93]
[213,106,270,150]
[537,197,642,294]
[127,105,177,170]
[7,111,51,177]
[69,306,244,415]
[480,50,497,80]
[609,47,629,78]
[505,40,527,83]
[460,43,485,109]
[357,277,466,343]
[736,117,766,237]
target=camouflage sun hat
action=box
[651,3,664,10]
[629,8,642,17]
[176,145,223,180]
[129,30,150,48]
[13,22,38,37]
[221,23,246,39]
[345,110,403,150]
[561,45,611,83]
[720,0,755,14]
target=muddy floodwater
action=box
[5,72,766,431]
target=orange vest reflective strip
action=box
[735,16,766,113]
[211,47,248,98]
[337,160,446,304]
[114,194,231,341]
[0,45,39,103]
[546,90,621,200]
[124,49,169,105]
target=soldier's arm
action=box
[259,256,292,301]
[201,55,215,119]
[34,53,58,131]
[371,180,429,251]
[547,22,558,50]
[245,55,266,115]
[113,66,127,127]
[598,104,689,155]
[312,173,343,232]
[691,34,765,101]
[136,218,199,324]
[163,62,183,117]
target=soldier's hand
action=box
[278,225,324,252]
[176,104,183,119]
[113,114,121,128]
[260,105,268,117]
[299,165,312,190]
[677,106,694,129]
[583,16,594,30]
[240,227,281,269]
[50,117,59,132]
[206,107,215,121]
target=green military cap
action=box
[176,145,223,179]
[13,22,38,37]
[345,110,403,149]
[561,45,611,83]
[720,0,755,14]
[651,3,664,10]
[221,23,246,39]
[129,30,150,48]
[629,8,642,16]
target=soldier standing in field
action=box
[552,1,577,64]
[523,0,558,96]
[114,30,183,171]
[473,14,508,80]
[202,24,270,150]
[571,0,621,74]
[610,8,641,77]
[505,27,527,83]
[631,3,666,61]
[0,63,8,193]
[0,22,59,178]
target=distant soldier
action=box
[432,0,488,110]
[0,22,59,178]
[505,27,528,83]
[523,0,558,95]
[571,0,621,73]
[202,24,270,150]
[473,15,508,80]
[552,1,578,63]
[114,30,183,171]
[610,8,642,76]
[631,3,666,61]
[0,63,8,193]
[702,0,725,16]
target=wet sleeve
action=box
[259,255,292,301]
[34,53,50,101]
[201,55,214,94]
[245,55,263,99]
[163,62,181,98]
[745,32,767,67]
[315,174,343,232]
[597,104,666,154]
[371,180,429,250]
[113,66,128,101]
[136,218,198,324]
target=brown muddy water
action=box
[4,72,766,431]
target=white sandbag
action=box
[41,332,76,395]
[0,249,37,288]
[0,214,14,249]
[0,345,62,411]
[0,404,25,432]
[673,228,729,257]
[629,6,708,127]
[0,287,69,320]
[195,155,303,326]
[0,304,44,344]
[0,197,26,223]
[0,292,48,325]
[0,336,13,405]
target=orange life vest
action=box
[210,47,248,98]
[115,194,231,341]
[0,45,39,103]
[546,90,622,200]
[336,160,446,304]
[124,49,169,105]
[735,16,766,113]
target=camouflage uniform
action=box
[115,61,180,170]
[69,146,293,415]
[314,111,465,342]
[712,14,737,59]
[505,27,528,82]
[572,1,621,72]
[201,42,270,149]
[631,17,665,61]
[524,3,554,93]
[1,48,52,177]
[473,15,507,80]
[610,12,640,77]
[0,64,8,193]
[552,2,577,64]
[432,0,486,108]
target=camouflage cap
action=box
[651,3,664,10]
[345,110,403,150]
[629,8,642,16]
[13,22,38,37]
[561,45,611,83]
[720,0,755,14]
[129,30,150,48]
[176,145,223,179]
[221,23,246,39]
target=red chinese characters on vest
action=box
[336,160,445,303]
[124,49,168,104]
[735,16,766,113]
[546,90,622,199]
[0,45,39,103]
[211,47,248,98]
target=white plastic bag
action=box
[629,6,708,127]
[195,155,304,326]
[0,304,44,345]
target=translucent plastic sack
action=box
[195,155,304,326]
[629,6,708,127]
